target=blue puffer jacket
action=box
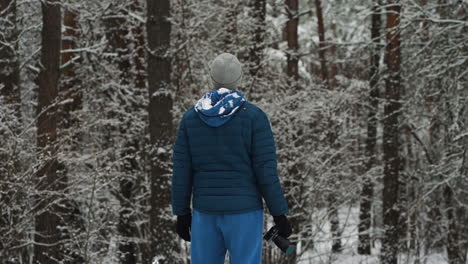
[171,88,289,216]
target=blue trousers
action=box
[191,208,264,264]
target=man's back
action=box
[171,53,293,263]
[172,90,288,217]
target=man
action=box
[171,53,292,264]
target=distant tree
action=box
[0,0,24,261]
[381,1,402,263]
[313,0,342,253]
[56,7,86,262]
[313,0,328,88]
[358,0,382,255]
[248,0,266,79]
[33,0,64,263]
[0,0,20,122]
[60,8,82,132]
[222,1,239,54]
[103,2,140,262]
[285,0,298,82]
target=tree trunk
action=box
[381,1,402,264]
[445,185,466,264]
[285,0,299,82]
[146,0,178,263]
[59,8,82,133]
[33,0,63,263]
[358,0,381,255]
[313,0,342,253]
[314,0,329,88]
[103,3,138,263]
[0,0,24,261]
[0,0,20,121]
[129,0,149,262]
[223,1,238,54]
[56,8,86,263]
[132,0,146,91]
[248,0,266,78]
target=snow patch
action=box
[157,147,166,154]
[218,87,230,94]
[200,97,213,110]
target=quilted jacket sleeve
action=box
[171,115,193,216]
[251,110,289,216]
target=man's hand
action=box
[273,214,292,238]
[176,214,192,241]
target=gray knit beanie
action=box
[209,53,243,90]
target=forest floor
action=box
[296,206,449,264]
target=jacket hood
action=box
[194,87,246,127]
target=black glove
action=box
[176,214,191,241]
[273,214,292,238]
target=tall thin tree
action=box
[59,8,82,134]
[0,0,20,121]
[285,0,299,82]
[222,1,239,54]
[248,0,266,78]
[277,2,300,263]
[56,7,85,262]
[313,0,342,253]
[103,2,139,262]
[358,0,382,255]
[33,0,63,263]
[0,0,23,260]
[146,0,178,263]
[381,1,402,263]
[313,0,329,88]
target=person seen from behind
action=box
[171,52,293,264]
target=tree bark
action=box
[59,8,82,132]
[248,0,266,78]
[285,0,299,82]
[381,1,402,264]
[129,0,149,262]
[55,8,86,263]
[313,0,342,253]
[146,0,178,263]
[132,0,146,91]
[223,1,239,54]
[0,0,24,261]
[0,0,20,120]
[358,0,381,255]
[103,3,138,263]
[314,0,329,88]
[445,185,466,264]
[33,0,63,263]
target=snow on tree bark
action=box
[285,0,299,83]
[358,0,382,255]
[146,0,178,263]
[381,1,402,263]
[33,0,64,263]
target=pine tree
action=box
[146,0,178,262]
[381,1,402,263]
[33,0,64,262]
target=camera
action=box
[263,225,296,256]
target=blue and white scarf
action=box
[194,88,246,127]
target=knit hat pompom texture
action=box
[210,53,243,90]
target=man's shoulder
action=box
[181,106,196,120]
[242,101,265,119]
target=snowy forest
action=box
[0,0,467,263]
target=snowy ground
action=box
[295,207,448,264]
